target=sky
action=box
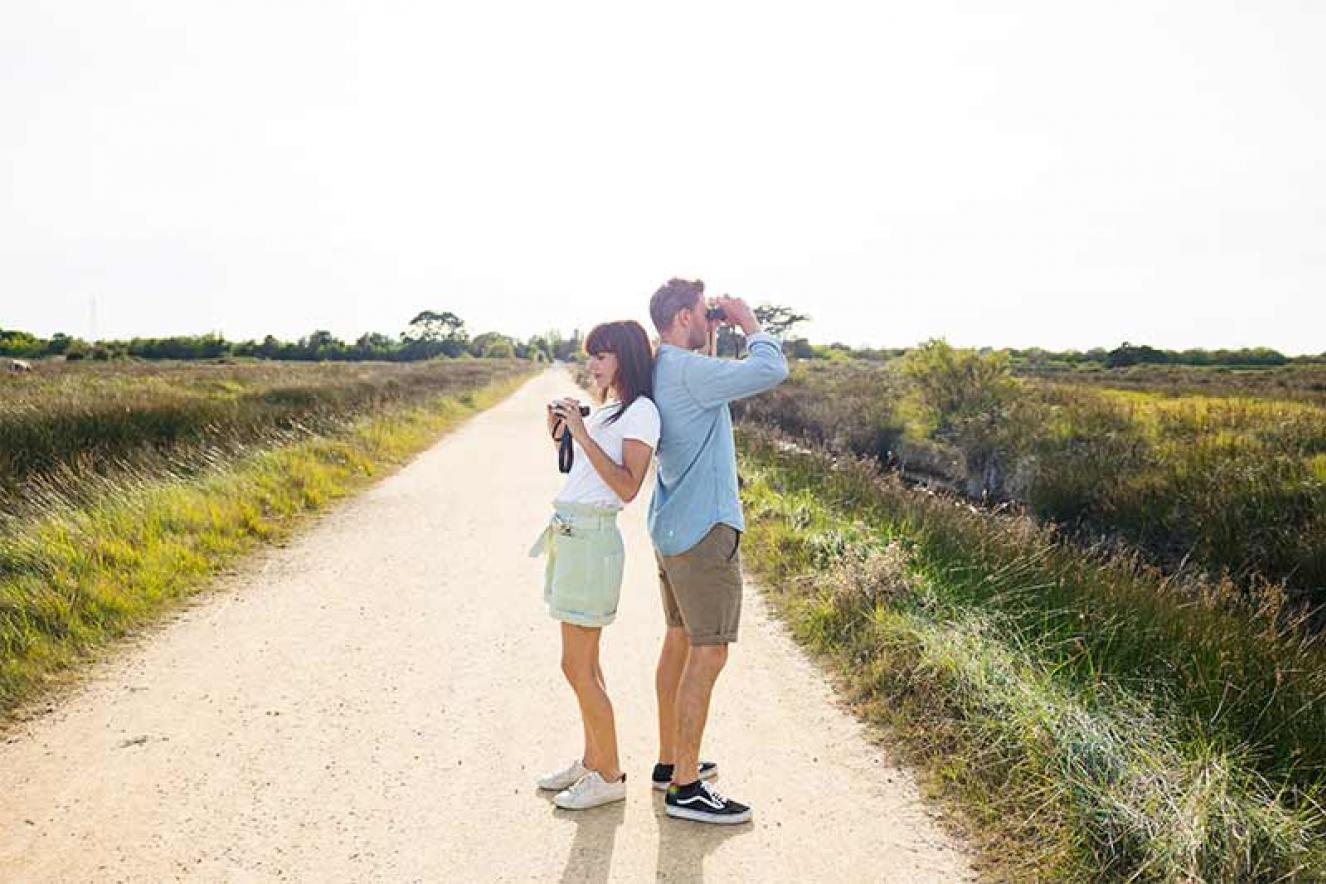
[2,1,1323,354]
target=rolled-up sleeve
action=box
[681,332,790,408]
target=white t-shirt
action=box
[554,396,661,510]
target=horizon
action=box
[3,316,1320,358]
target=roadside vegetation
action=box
[0,358,534,721]
[737,428,1326,880]
[733,344,1326,606]
[727,336,1326,878]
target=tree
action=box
[754,304,810,337]
[353,332,395,358]
[294,330,347,361]
[406,310,466,342]
[717,303,810,357]
[0,328,43,357]
[552,329,583,362]
[469,332,516,358]
[404,310,468,358]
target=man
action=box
[646,278,789,824]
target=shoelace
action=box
[699,781,729,805]
[569,773,601,797]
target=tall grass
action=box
[0,360,534,720]
[1018,362,1326,406]
[732,359,1326,603]
[0,359,525,517]
[737,426,1326,879]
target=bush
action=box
[900,340,1025,498]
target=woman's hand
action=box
[546,403,566,440]
[551,398,588,442]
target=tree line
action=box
[0,311,584,363]
[2,307,1318,367]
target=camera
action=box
[704,305,726,321]
[549,401,591,417]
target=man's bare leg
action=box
[655,626,689,765]
[671,643,727,786]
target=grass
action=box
[1019,363,1326,406]
[736,426,1326,880]
[0,359,523,512]
[732,359,1326,604]
[0,362,534,722]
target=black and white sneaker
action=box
[651,760,719,792]
[664,780,752,825]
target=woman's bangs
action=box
[584,325,619,356]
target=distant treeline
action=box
[3,311,1320,367]
[1008,342,1326,368]
[775,340,1325,366]
[0,310,583,363]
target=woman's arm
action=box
[576,436,653,503]
[552,400,652,502]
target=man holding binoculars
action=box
[647,278,789,824]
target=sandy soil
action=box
[0,366,971,882]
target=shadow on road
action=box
[652,793,750,882]
[554,800,626,884]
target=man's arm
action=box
[682,297,789,408]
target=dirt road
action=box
[0,367,971,882]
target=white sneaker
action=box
[553,771,627,810]
[538,758,589,791]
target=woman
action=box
[528,320,659,810]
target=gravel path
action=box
[0,366,971,882]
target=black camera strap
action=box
[558,431,574,473]
[552,423,575,473]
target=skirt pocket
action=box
[548,528,624,621]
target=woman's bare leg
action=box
[560,622,623,782]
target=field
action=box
[731,352,1326,879]
[733,355,1326,605]
[0,357,534,719]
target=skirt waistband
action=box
[551,500,620,529]
[529,501,619,559]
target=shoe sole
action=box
[538,778,581,791]
[650,765,719,792]
[553,791,626,810]
[664,804,752,825]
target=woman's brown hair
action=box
[584,320,654,426]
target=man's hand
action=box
[713,295,762,337]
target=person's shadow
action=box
[652,791,749,882]
[536,788,626,884]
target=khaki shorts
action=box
[655,524,743,645]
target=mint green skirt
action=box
[528,501,625,627]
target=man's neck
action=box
[658,332,693,350]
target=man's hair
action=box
[649,278,704,334]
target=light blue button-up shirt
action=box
[647,332,789,556]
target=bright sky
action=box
[3,1,1323,353]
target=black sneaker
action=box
[651,760,719,792]
[665,780,752,824]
